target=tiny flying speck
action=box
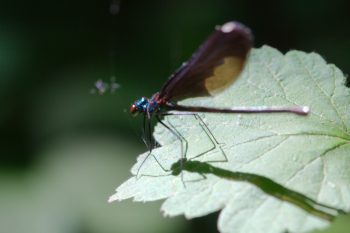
[91,78,120,95]
[95,79,107,95]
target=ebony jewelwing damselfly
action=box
[130,21,309,176]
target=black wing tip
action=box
[216,21,253,43]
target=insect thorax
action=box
[134,96,161,114]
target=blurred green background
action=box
[0,0,349,233]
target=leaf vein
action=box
[295,54,348,133]
[240,136,289,166]
[285,141,348,186]
[228,133,348,151]
[247,73,348,135]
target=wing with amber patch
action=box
[159,21,253,101]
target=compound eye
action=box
[130,104,139,116]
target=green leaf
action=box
[109,46,350,233]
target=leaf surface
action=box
[110,46,350,233]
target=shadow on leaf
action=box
[171,158,347,222]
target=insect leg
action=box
[142,114,150,149]
[155,114,187,186]
[135,114,154,178]
[192,114,228,163]
[160,112,226,184]
[162,112,228,163]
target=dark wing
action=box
[158,21,253,101]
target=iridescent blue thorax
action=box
[130,93,164,116]
[134,97,149,112]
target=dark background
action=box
[0,0,349,233]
